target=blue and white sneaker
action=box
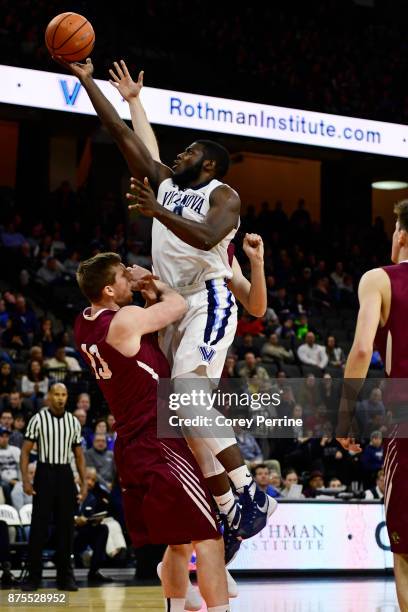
[237,484,278,539]
[221,500,242,565]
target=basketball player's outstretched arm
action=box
[336,268,388,446]
[108,60,161,162]
[229,234,267,317]
[56,58,170,188]
[128,178,240,250]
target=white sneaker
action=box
[226,569,238,598]
[267,496,278,518]
[156,562,202,612]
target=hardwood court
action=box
[0,576,399,611]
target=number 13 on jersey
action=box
[81,344,112,380]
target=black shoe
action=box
[1,570,18,588]
[88,570,113,583]
[56,576,78,591]
[20,577,41,591]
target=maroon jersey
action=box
[74,307,170,441]
[227,242,235,267]
[375,262,408,377]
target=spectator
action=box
[0,409,23,448]
[236,310,265,337]
[297,332,328,370]
[235,427,263,464]
[76,393,93,427]
[1,222,26,248]
[330,262,346,289]
[298,374,322,413]
[236,333,260,359]
[252,464,280,498]
[91,419,115,451]
[365,469,385,500]
[280,468,305,498]
[357,388,386,438]
[294,314,316,341]
[269,469,282,491]
[12,412,26,443]
[29,345,44,366]
[325,336,345,368]
[21,360,49,404]
[312,277,332,310]
[106,414,115,436]
[73,408,93,449]
[303,470,325,498]
[0,361,16,398]
[63,251,81,279]
[271,287,292,318]
[361,430,384,486]
[36,256,64,285]
[85,434,116,490]
[34,319,57,358]
[6,390,32,418]
[314,424,349,483]
[11,462,36,510]
[0,427,21,503]
[45,347,82,375]
[328,477,343,489]
[0,299,9,331]
[238,353,271,394]
[261,333,294,364]
[13,295,38,341]
[1,317,29,351]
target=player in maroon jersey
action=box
[74,252,230,612]
[339,200,408,608]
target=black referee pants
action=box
[28,463,77,581]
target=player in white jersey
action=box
[59,58,276,568]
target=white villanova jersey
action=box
[152,178,238,288]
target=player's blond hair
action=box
[77,252,121,302]
[394,199,408,231]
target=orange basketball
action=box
[45,13,95,62]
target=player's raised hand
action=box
[243,233,264,263]
[109,60,144,101]
[53,56,94,81]
[127,177,161,218]
[336,437,362,454]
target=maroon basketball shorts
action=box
[114,430,221,547]
[384,424,408,553]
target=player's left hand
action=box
[53,56,94,81]
[243,233,264,263]
[127,177,161,218]
[336,437,362,454]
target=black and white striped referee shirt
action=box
[25,408,82,464]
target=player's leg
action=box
[394,553,408,611]
[193,537,230,611]
[160,544,190,611]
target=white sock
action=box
[228,465,256,497]
[164,598,185,611]
[214,489,235,517]
[208,606,231,612]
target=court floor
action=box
[0,574,399,612]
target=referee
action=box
[20,383,88,592]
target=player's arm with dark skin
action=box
[127,177,240,251]
[54,58,171,188]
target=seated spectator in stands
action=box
[0,361,16,398]
[36,256,65,285]
[361,430,384,485]
[364,469,385,500]
[0,409,23,448]
[312,277,332,310]
[238,353,271,394]
[314,423,349,483]
[30,345,44,366]
[236,333,260,359]
[63,250,80,279]
[21,360,49,408]
[45,347,82,375]
[297,332,328,370]
[252,464,280,498]
[13,295,38,342]
[261,333,294,364]
[330,262,346,289]
[106,414,115,436]
[280,468,305,498]
[12,413,26,443]
[236,310,265,336]
[271,287,292,318]
[11,462,35,510]
[222,355,238,378]
[276,317,296,340]
[303,470,325,498]
[58,330,80,360]
[269,469,282,491]
[6,390,32,419]
[298,374,322,413]
[340,275,357,308]
[1,222,26,248]
[293,293,307,316]
[73,408,93,450]
[325,335,345,368]
[85,434,116,490]
[91,419,115,451]
[235,426,263,465]
[294,314,317,341]
[76,393,93,426]
[34,319,57,358]
[1,317,29,351]
[305,404,331,437]
[0,299,9,332]
[0,427,20,503]
[357,388,386,437]
[127,240,152,268]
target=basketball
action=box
[45,13,95,62]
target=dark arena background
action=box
[0,1,407,610]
